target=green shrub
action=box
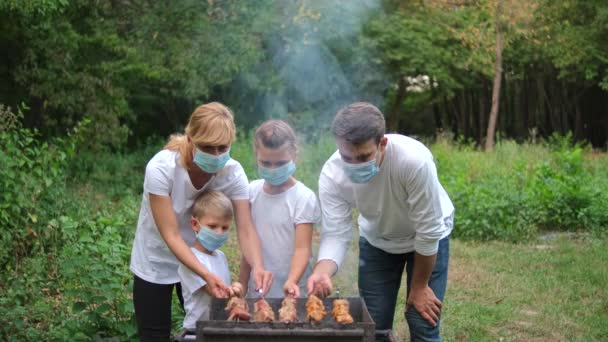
[0,104,82,268]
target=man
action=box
[307,102,454,341]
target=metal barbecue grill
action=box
[181,297,393,342]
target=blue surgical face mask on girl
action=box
[342,149,380,184]
[258,161,296,186]
[193,147,230,174]
[196,225,229,252]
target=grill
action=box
[187,297,391,342]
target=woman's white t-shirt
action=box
[129,149,249,284]
[178,248,231,330]
[247,180,321,298]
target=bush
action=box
[0,104,83,268]
[433,134,608,241]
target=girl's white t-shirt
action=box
[129,149,249,284]
[247,180,321,298]
[178,248,231,330]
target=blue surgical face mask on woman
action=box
[258,161,296,186]
[193,148,230,174]
[196,225,229,252]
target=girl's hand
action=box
[252,267,273,295]
[283,280,300,297]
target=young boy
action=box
[177,190,233,330]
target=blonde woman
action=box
[129,102,272,341]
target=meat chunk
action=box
[278,296,297,323]
[225,282,250,321]
[253,299,275,322]
[305,294,327,323]
[331,299,354,324]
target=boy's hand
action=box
[230,281,245,298]
[252,267,273,295]
[204,273,230,298]
[283,280,300,297]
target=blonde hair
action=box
[192,191,234,221]
[165,102,236,168]
[254,120,298,157]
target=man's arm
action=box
[404,159,447,326]
[307,169,353,297]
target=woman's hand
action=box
[252,267,273,295]
[203,273,230,298]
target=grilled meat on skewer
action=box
[225,282,250,321]
[278,295,297,323]
[253,298,275,322]
[331,299,354,324]
[305,294,327,323]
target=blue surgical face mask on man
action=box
[196,225,229,252]
[193,147,230,174]
[258,161,296,186]
[342,149,380,184]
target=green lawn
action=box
[220,230,608,341]
[307,232,608,341]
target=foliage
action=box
[538,0,608,90]
[0,104,82,268]
[0,0,274,149]
[433,134,608,241]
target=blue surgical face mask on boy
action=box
[196,225,229,252]
[258,161,296,186]
[342,149,380,184]
[193,147,230,174]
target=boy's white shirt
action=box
[247,180,321,298]
[130,149,249,284]
[178,247,231,330]
[317,134,455,270]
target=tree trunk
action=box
[388,75,407,132]
[485,3,504,151]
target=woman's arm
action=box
[232,199,273,293]
[238,256,251,296]
[283,223,313,297]
[150,194,229,297]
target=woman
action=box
[129,102,272,341]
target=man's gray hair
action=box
[331,102,386,145]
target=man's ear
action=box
[380,136,388,149]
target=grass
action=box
[318,233,608,341]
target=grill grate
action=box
[195,297,376,342]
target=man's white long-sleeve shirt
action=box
[317,134,454,269]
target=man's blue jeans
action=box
[358,235,450,342]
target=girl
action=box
[129,102,272,341]
[240,120,321,298]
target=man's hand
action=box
[306,272,333,298]
[203,273,230,298]
[406,285,442,327]
[283,280,300,297]
[252,267,273,295]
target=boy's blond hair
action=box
[192,191,234,221]
[165,102,237,169]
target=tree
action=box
[365,3,468,132]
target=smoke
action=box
[232,0,385,135]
